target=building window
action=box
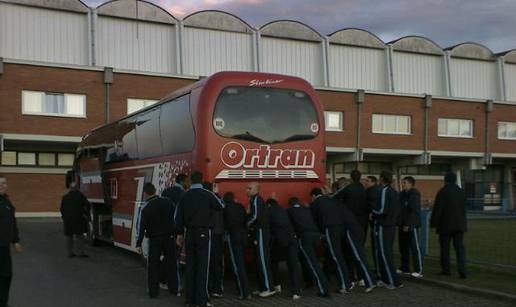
[438,118,473,138]
[372,114,411,135]
[498,122,516,140]
[22,90,86,117]
[0,151,16,166]
[399,164,451,176]
[38,153,56,166]
[324,111,344,131]
[127,98,158,114]
[18,152,36,165]
[57,153,75,167]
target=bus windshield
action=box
[213,87,319,144]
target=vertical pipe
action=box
[356,90,365,165]
[178,21,185,75]
[424,95,432,164]
[175,20,182,74]
[91,10,98,66]
[321,37,330,87]
[386,45,394,92]
[87,10,93,66]
[485,100,493,166]
[251,30,258,72]
[444,51,452,97]
[255,30,262,72]
[497,57,506,101]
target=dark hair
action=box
[288,197,300,207]
[310,187,323,197]
[143,182,156,195]
[445,172,457,184]
[367,176,377,183]
[380,170,393,185]
[176,173,187,184]
[331,182,340,192]
[223,192,235,203]
[266,198,279,206]
[403,176,416,186]
[350,169,362,183]
[190,171,203,184]
[202,181,213,191]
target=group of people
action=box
[136,168,466,307]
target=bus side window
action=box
[159,94,195,155]
[136,107,162,159]
[116,117,138,161]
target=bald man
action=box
[246,182,275,298]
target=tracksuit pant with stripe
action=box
[208,233,224,295]
[226,231,250,298]
[253,227,274,292]
[399,228,423,274]
[185,228,212,307]
[374,225,401,286]
[148,236,179,297]
[324,225,352,290]
[271,240,302,296]
[298,232,329,296]
[344,229,376,288]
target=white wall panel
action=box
[450,58,499,100]
[505,63,516,102]
[183,27,253,76]
[96,16,176,73]
[261,37,323,86]
[328,45,386,91]
[0,3,88,65]
[392,51,444,95]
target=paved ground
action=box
[8,219,514,307]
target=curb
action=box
[411,276,516,303]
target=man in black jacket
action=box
[204,182,225,298]
[372,171,402,289]
[223,192,250,300]
[60,183,90,258]
[287,197,330,298]
[310,188,352,293]
[246,182,275,298]
[175,172,224,307]
[267,198,302,300]
[430,172,467,279]
[364,175,380,276]
[136,183,177,298]
[398,176,423,278]
[0,175,22,307]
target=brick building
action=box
[0,0,515,215]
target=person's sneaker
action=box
[258,290,276,297]
[365,285,376,293]
[411,272,423,278]
[386,284,404,290]
[338,288,351,294]
[376,280,387,287]
[397,269,410,275]
[210,293,223,298]
[274,285,282,293]
[348,283,355,290]
[252,290,261,296]
[292,294,301,300]
[160,283,168,290]
[358,279,366,287]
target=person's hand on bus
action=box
[136,246,142,255]
[14,243,23,253]
[176,235,184,247]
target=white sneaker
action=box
[338,288,350,294]
[358,280,366,287]
[376,281,386,287]
[274,285,282,293]
[159,283,168,290]
[252,290,261,296]
[365,285,376,293]
[259,290,276,297]
[292,294,301,300]
[396,269,403,274]
[411,272,423,278]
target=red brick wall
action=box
[0,64,105,136]
[490,104,516,154]
[3,173,67,212]
[317,90,356,148]
[429,99,485,152]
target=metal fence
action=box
[420,209,516,269]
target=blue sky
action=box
[84,0,516,53]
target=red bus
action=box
[72,71,326,252]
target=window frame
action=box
[438,118,474,138]
[497,121,516,140]
[324,111,344,132]
[21,90,87,118]
[371,114,411,135]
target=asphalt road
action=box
[8,219,514,307]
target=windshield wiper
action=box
[231,131,268,144]
[282,134,314,143]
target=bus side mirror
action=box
[66,170,75,188]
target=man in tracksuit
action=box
[204,182,225,298]
[175,172,224,307]
[160,173,187,294]
[287,197,330,298]
[136,183,177,298]
[0,175,22,307]
[339,199,376,293]
[246,182,275,298]
[267,198,302,300]
[372,171,402,289]
[332,170,368,282]
[398,176,423,278]
[364,176,380,276]
[223,192,250,300]
[310,188,352,294]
